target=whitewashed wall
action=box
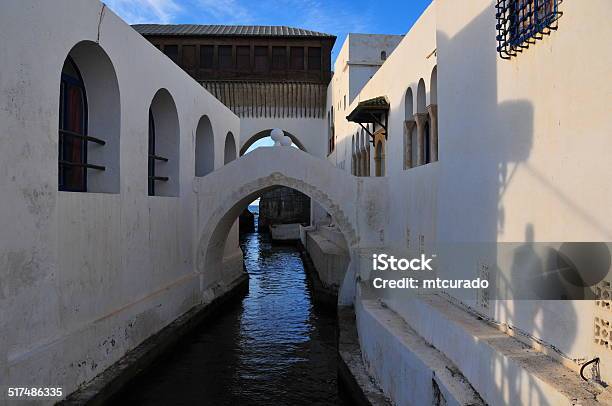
[329,0,612,401]
[435,0,612,379]
[0,0,239,399]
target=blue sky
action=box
[104,0,433,60]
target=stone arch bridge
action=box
[193,146,387,304]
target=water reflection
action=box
[116,210,341,405]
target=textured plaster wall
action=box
[435,0,612,372]
[326,0,612,401]
[0,0,239,400]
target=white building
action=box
[1,0,612,405]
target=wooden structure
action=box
[133,24,335,118]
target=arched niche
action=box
[224,132,237,164]
[195,115,214,176]
[430,66,437,106]
[149,88,180,197]
[405,87,414,119]
[58,40,120,193]
[417,78,427,114]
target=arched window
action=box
[351,135,356,175]
[375,141,384,177]
[58,41,120,193]
[417,79,427,114]
[424,120,431,164]
[147,109,158,195]
[429,66,438,162]
[328,106,335,154]
[411,129,418,167]
[405,88,414,119]
[148,89,180,197]
[430,66,437,106]
[404,87,415,169]
[359,130,365,176]
[224,132,237,164]
[366,143,371,176]
[381,50,387,61]
[59,58,88,191]
[195,115,214,176]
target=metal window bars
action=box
[58,129,106,171]
[148,154,169,181]
[496,0,562,59]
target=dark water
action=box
[116,210,342,405]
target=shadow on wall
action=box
[437,3,577,405]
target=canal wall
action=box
[59,274,249,405]
[258,186,310,231]
[328,0,612,396]
[353,283,612,405]
[301,225,350,291]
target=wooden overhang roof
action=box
[132,24,335,39]
[345,96,390,124]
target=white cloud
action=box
[279,0,370,34]
[104,0,371,41]
[196,0,254,24]
[104,0,182,24]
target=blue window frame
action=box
[59,57,91,192]
[58,57,106,192]
[496,0,561,59]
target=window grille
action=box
[496,0,561,59]
[148,110,169,196]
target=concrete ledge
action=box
[269,223,301,241]
[356,299,485,406]
[59,274,249,406]
[297,241,338,308]
[385,294,607,405]
[304,229,350,289]
[338,306,392,406]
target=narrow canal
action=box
[116,206,344,405]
